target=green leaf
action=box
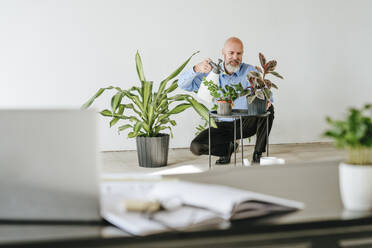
[168,103,191,114]
[232,82,244,92]
[128,132,137,138]
[118,124,133,133]
[134,122,143,134]
[265,60,277,72]
[156,98,169,112]
[135,51,146,82]
[159,117,170,124]
[109,119,117,128]
[111,92,124,113]
[263,79,272,88]
[110,104,125,127]
[121,103,142,116]
[270,71,284,79]
[256,78,265,87]
[170,120,176,126]
[164,80,179,94]
[123,91,144,112]
[154,125,173,138]
[247,95,256,104]
[263,88,272,100]
[81,86,114,109]
[256,90,265,100]
[249,71,261,78]
[142,122,150,133]
[168,94,190,101]
[100,109,140,123]
[100,109,113,116]
[255,66,263,73]
[129,86,142,96]
[202,78,223,100]
[143,81,153,110]
[147,104,155,127]
[157,114,170,123]
[259,53,266,68]
[155,51,199,101]
[186,97,217,128]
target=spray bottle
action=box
[196,59,224,104]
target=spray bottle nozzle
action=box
[208,59,224,74]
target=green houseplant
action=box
[246,53,283,115]
[82,51,216,167]
[201,53,283,116]
[202,79,249,115]
[323,103,372,211]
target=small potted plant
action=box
[82,51,216,167]
[246,53,283,115]
[202,79,249,115]
[323,104,372,211]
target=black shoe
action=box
[215,142,239,165]
[252,152,262,164]
[215,156,231,165]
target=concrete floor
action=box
[101,142,346,174]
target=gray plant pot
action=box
[136,134,169,168]
[217,101,232,115]
[247,97,267,115]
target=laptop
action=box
[0,109,101,222]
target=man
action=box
[178,37,274,164]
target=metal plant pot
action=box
[247,97,267,115]
[136,134,169,168]
[217,101,232,115]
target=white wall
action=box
[0,0,371,151]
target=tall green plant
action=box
[323,104,372,165]
[82,51,216,138]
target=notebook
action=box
[101,180,304,235]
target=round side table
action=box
[208,110,271,169]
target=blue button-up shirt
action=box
[178,62,273,121]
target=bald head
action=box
[222,37,244,74]
[224,37,244,49]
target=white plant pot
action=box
[339,162,372,211]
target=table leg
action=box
[209,113,211,169]
[234,118,236,166]
[266,114,269,157]
[240,116,243,166]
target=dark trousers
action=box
[190,105,275,157]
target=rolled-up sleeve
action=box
[178,68,207,92]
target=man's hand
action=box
[194,58,212,73]
[266,100,272,110]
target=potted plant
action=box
[324,104,372,211]
[82,51,216,168]
[246,53,283,115]
[202,79,249,115]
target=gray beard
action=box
[225,63,240,74]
